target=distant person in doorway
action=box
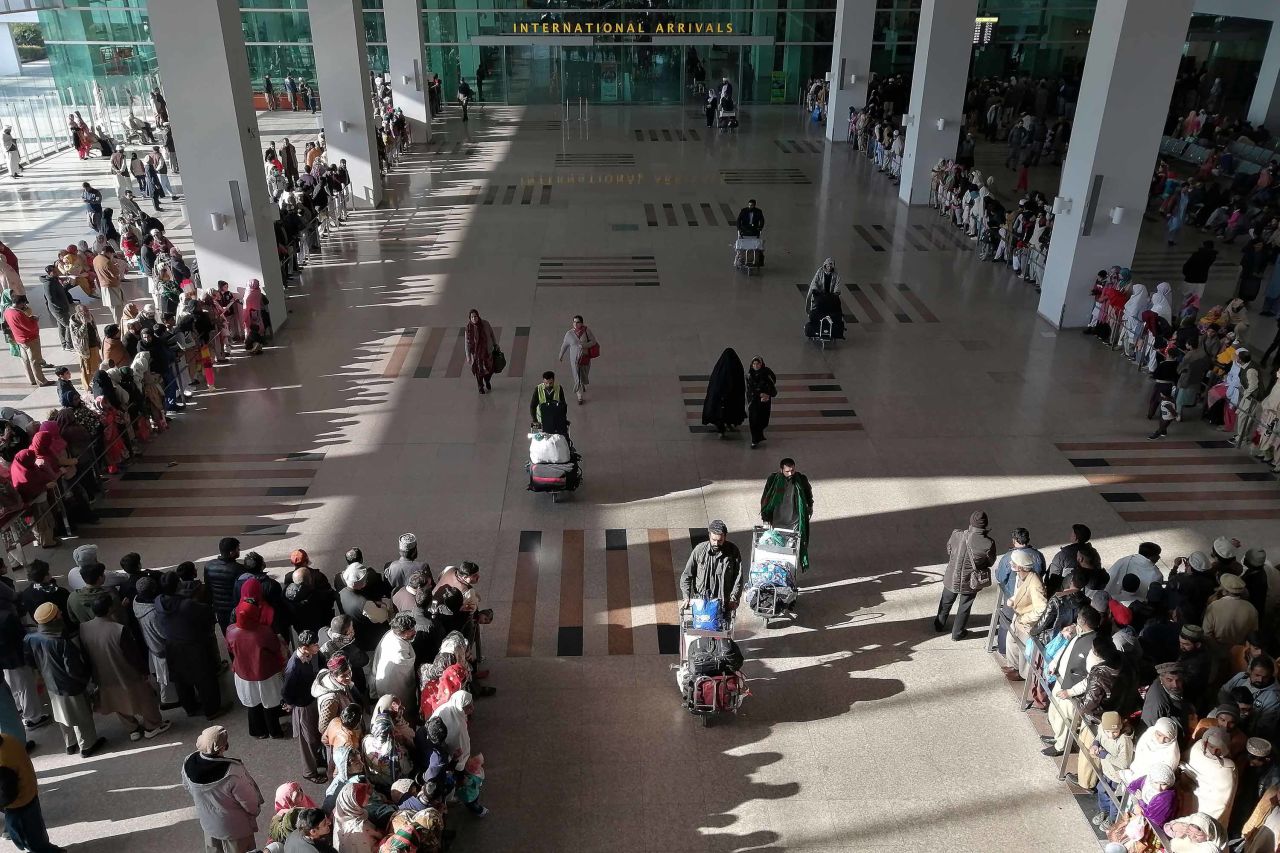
[263,75,275,110]
[458,79,474,123]
[934,510,997,640]
[557,315,597,404]
[3,127,20,179]
[476,62,487,103]
[704,90,717,128]
[745,355,775,448]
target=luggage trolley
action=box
[808,316,834,350]
[733,235,763,275]
[746,526,800,624]
[674,605,748,727]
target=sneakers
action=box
[129,729,143,742]
[471,806,491,818]
[144,720,173,739]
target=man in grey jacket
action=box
[181,725,263,853]
[933,510,997,641]
[679,520,744,612]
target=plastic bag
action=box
[690,597,722,630]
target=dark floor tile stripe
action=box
[648,529,680,655]
[912,223,949,249]
[383,327,418,378]
[688,528,709,548]
[846,283,883,323]
[443,327,467,379]
[507,530,541,657]
[539,184,552,205]
[663,203,677,225]
[682,203,698,226]
[1055,440,1209,451]
[701,203,717,225]
[558,530,584,656]
[719,202,735,223]
[1101,493,1146,503]
[896,225,930,252]
[853,225,885,251]
[1085,472,1274,484]
[1115,490,1280,502]
[412,326,448,378]
[1121,509,1280,521]
[896,283,940,323]
[521,184,534,204]
[482,185,498,205]
[1068,458,1111,467]
[509,327,530,378]
[605,529,634,655]
[868,282,912,323]
[503,185,516,204]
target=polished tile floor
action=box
[2,103,1276,851]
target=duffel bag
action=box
[530,461,575,486]
[687,635,744,676]
[530,432,570,464]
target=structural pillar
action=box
[385,0,430,141]
[897,0,978,205]
[1248,22,1280,131]
[1036,0,1194,329]
[824,0,876,143]
[311,0,384,208]
[148,0,286,324]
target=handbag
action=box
[491,345,506,374]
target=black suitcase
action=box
[687,635,744,676]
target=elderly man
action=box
[1205,573,1260,676]
[1234,737,1280,839]
[282,630,325,784]
[1003,550,1047,678]
[1041,606,1100,753]
[1220,655,1280,742]
[1105,542,1163,601]
[79,595,171,742]
[1180,725,1238,824]
[384,533,432,591]
[1144,661,1193,733]
[338,563,393,653]
[372,613,417,711]
[933,510,996,641]
[22,604,104,757]
[181,725,264,853]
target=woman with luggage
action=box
[557,315,597,405]
[463,308,496,394]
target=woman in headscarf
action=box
[362,704,411,788]
[1179,726,1238,824]
[373,694,414,749]
[333,780,383,853]
[68,303,101,395]
[1254,367,1280,473]
[243,279,266,355]
[274,781,316,812]
[1164,812,1227,852]
[131,347,168,433]
[1123,717,1181,786]
[1112,762,1178,846]
[9,447,58,547]
[215,280,244,342]
[463,308,495,394]
[1224,298,1250,337]
[91,367,131,471]
[428,690,474,773]
[225,591,286,739]
[418,654,466,719]
[701,348,745,438]
[1122,283,1152,361]
[1104,268,1133,348]
[805,258,845,340]
[557,314,597,404]
[109,364,149,443]
[1150,282,1174,326]
[745,356,776,449]
[410,808,444,853]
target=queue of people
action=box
[1,534,495,851]
[952,509,1280,851]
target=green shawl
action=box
[760,472,811,571]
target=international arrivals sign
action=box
[510,21,735,35]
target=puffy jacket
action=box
[181,751,263,841]
[133,598,167,657]
[203,557,245,625]
[23,627,91,696]
[311,669,354,734]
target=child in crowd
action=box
[459,752,489,817]
[1149,391,1176,440]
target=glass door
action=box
[503,44,561,105]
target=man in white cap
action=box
[1003,549,1046,678]
[337,562,392,653]
[1233,736,1280,837]
[2,126,20,179]
[1205,574,1260,673]
[1212,536,1243,576]
[383,533,432,592]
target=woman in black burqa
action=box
[701,348,746,438]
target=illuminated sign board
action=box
[974,16,998,45]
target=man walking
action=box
[679,520,744,614]
[759,457,814,572]
[181,725,264,853]
[3,296,51,387]
[933,510,997,640]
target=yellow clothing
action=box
[0,732,37,809]
[1009,571,1047,629]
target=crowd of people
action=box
[936,511,1280,850]
[1,535,495,852]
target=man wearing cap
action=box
[933,510,996,641]
[994,527,1047,603]
[1192,704,1248,761]
[1105,542,1163,601]
[205,537,247,634]
[1179,624,1213,710]
[1234,737,1280,839]
[1142,661,1193,733]
[1003,549,1047,678]
[66,562,116,625]
[1212,536,1243,577]
[1167,551,1217,626]
[1076,710,1133,822]
[384,534,433,592]
[1241,547,1280,621]
[181,725,264,853]
[679,520,744,615]
[1219,655,1280,742]
[284,551,337,636]
[22,604,105,757]
[1205,574,1260,675]
[373,612,418,712]
[338,562,393,653]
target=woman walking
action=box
[745,355,776,449]
[225,584,286,740]
[558,315,597,404]
[69,304,102,393]
[701,348,746,438]
[463,308,496,394]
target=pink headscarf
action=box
[37,422,67,459]
[274,781,316,812]
[243,279,264,313]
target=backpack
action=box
[686,635,744,676]
[537,396,568,436]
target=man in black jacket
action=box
[157,575,223,719]
[1044,523,1100,596]
[736,199,764,237]
[203,537,245,634]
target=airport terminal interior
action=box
[0,0,1278,851]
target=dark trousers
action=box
[5,795,59,853]
[170,643,222,717]
[246,703,283,738]
[748,401,771,444]
[936,588,977,639]
[1150,419,1172,438]
[1264,326,1280,365]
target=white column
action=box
[385,0,430,142]
[148,0,287,324]
[1036,0,1194,328]
[1248,22,1280,130]
[311,0,384,208]
[897,0,979,205]
[824,0,876,143]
